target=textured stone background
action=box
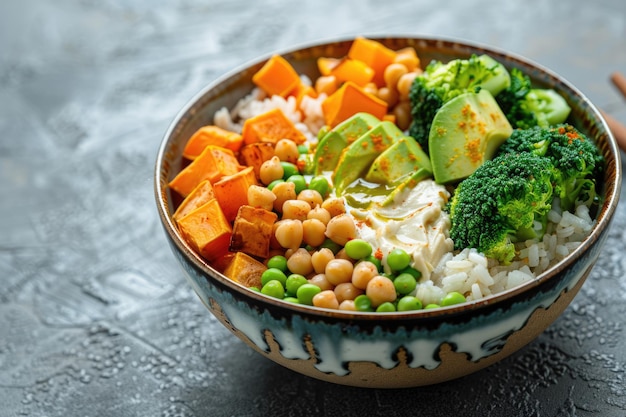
[1,0,625,416]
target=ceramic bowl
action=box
[154,36,621,388]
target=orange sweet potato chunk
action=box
[183,125,243,159]
[176,198,232,261]
[229,205,278,259]
[329,58,375,87]
[317,57,341,76]
[169,145,242,197]
[213,166,258,222]
[348,37,397,87]
[238,142,275,180]
[321,81,388,128]
[173,180,215,222]
[222,252,267,288]
[252,55,301,98]
[241,108,307,145]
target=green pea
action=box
[281,161,299,179]
[441,291,466,306]
[387,248,411,272]
[297,144,309,154]
[393,273,417,295]
[397,295,423,311]
[344,239,373,260]
[363,255,383,272]
[266,255,288,272]
[285,274,308,297]
[261,268,287,288]
[296,283,322,305]
[308,175,330,198]
[267,179,284,191]
[376,302,396,312]
[424,303,440,309]
[320,238,341,254]
[286,174,307,195]
[283,296,300,304]
[261,280,285,299]
[354,294,374,312]
[398,266,421,280]
[249,286,261,292]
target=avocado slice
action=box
[313,112,380,175]
[429,89,513,184]
[333,121,405,194]
[365,137,432,186]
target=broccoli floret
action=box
[408,54,511,150]
[497,124,604,211]
[496,68,571,129]
[448,152,556,264]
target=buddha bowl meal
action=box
[155,36,620,387]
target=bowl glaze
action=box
[155,36,621,388]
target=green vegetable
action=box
[448,152,556,264]
[309,175,330,197]
[266,255,288,272]
[261,268,288,287]
[344,239,373,260]
[496,68,571,129]
[497,124,604,212]
[387,248,411,272]
[296,283,322,305]
[286,174,307,194]
[408,54,511,150]
[441,292,466,306]
[281,162,299,179]
[376,302,397,312]
[267,179,284,190]
[285,274,308,297]
[354,294,374,312]
[428,89,513,184]
[393,273,417,295]
[397,296,423,311]
[261,280,285,299]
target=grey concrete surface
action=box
[1,0,625,416]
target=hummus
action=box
[346,179,454,281]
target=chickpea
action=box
[377,86,399,107]
[321,197,346,217]
[384,63,408,90]
[282,199,311,221]
[302,218,327,247]
[287,248,314,276]
[259,156,284,185]
[274,219,303,249]
[397,72,419,101]
[297,189,323,209]
[363,82,378,96]
[325,214,357,246]
[366,275,397,307]
[312,290,339,310]
[334,282,363,304]
[311,247,335,274]
[338,299,356,311]
[307,205,332,225]
[352,260,379,289]
[247,184,276,211]
[308,273,334,291]
[274,139,300,164]
[325,258,354,286]
[393,100,412,131]
[272,181,297,213]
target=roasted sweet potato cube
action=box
[173,180,215,222]
[183,125,243,159]
[176,198,232,261]
[213,166,258,222]
[229,205,278,258]
[222,251,267,288]
[238,142,275,179]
